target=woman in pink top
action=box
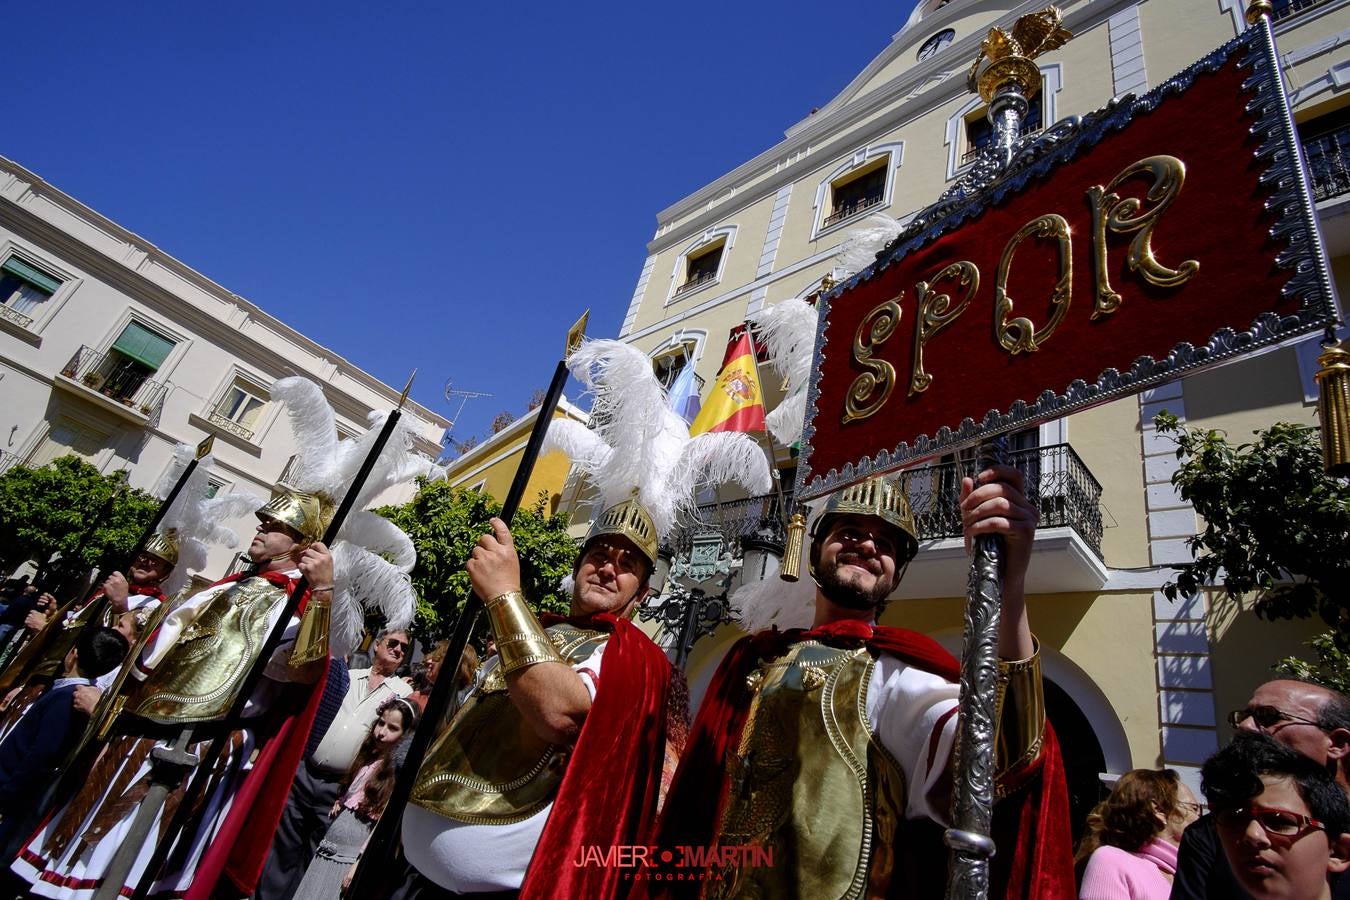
[294,696,419,899]
[1077,768,1202,899]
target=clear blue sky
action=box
[7,2,913,446]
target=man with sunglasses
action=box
[256,625,413,900]
[1201,732,1350,900]
[1175,680,1350,899]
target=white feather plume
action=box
[730,570,817,633]
[153,446,265,595]
[153,444,195,501]
[551,339,771,540]
[269,378,344,498]
[750,298,819,448]
[836,213,904,275]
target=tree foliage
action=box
[1275,632,1350,696]
[376,481,576,640]
[0,455,161,586]
[1156,413,1350,646]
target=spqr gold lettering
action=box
[909,261,979,396]
[1088,155,1198,319]
[994,213,1072,355]
[843,299,902,423]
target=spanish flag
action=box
[689,333,767,436]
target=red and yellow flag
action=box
[689,333,766,436]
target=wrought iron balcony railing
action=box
[206,410,257,442]
[961,126,1044,165]
[0,449,21,475]
[277,454,299,487]
[1272,0,1335,21]
[59,346,169,418]
[0,304,34,331]
[822,192,885,228]
[1303,121,1350,202]
[673,269,718,297]
[671,442,1104,560]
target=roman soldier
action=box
[400,338,771,899]
[643,472,1076,899]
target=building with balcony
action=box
[588,0,1350,821]
[0,156,451,579]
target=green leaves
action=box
[1155,414,1350,647]
[0,455,159,585]
[376,481,575,640]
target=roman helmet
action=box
[579,495,658,571]
[255,488,337,546]
[140,528,180,569]
[807,474,920,578]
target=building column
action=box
[1141,383,1217,794]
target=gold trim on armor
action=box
[994,638,1046,795]
[485,591,565,676]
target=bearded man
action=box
[644,468,1075,899]
[402,499,684,900]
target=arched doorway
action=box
[1045,677,1107,842]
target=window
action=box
[94,321,174,402]
[652,343,696,390]
[205,478,226,499]
[677,241,724,296]
[0,257,60,328]
[963,97,1043,165]
[1272,0,1334,21]
[210,378,268,441]
[824,159,889,228]
[917,28,955,61]
[1299,106,1350,202]
[29,418,109,467]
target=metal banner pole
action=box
[346,310,589,900]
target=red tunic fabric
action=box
[643,619,1076,899]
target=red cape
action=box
[518,612,678,900]
[178,570,327,900]
[643,619,1075,899]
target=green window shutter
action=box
[111,321,175,369]
[1,258,61,294]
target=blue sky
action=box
[8,2,913,447]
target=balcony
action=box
[962,126,1044,165]
[822,192,884,228]
[55,346,169,423]
[1303,122,1350,202]
[1272,0,1335,21]
[673,269,717,298]
[0,449,21,475]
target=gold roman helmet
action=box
[140,528,179,568]
[809,474,920,570]
[256,489,336,545]
[579,496,658,570]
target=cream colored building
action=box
[601,0,1350,820]
[0,155,451,580]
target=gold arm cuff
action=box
[485,591,564,677]
[290,596,331,666]
[994,637,1046,791]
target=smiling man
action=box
[645,470,1074,899]
[402,498,683,899]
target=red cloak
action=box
[517,612,680,900]
[643,619,1076,899]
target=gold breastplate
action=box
[409,624,608,825]
[125,577,282,725]
[711,640,906,900]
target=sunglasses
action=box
[1216,803,1325,845]
[384,638,409,652]
[1227,705,1323,733]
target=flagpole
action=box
[743,325,790,525]
[346,311,590,900]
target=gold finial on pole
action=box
[195,435,215,459]
[399,370,416,409]
[1316,341,1350,477]
[566,310,590,357]
[966,6,1072,103]
[1247,0,1274,24]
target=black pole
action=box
[117,398,410,900]
[348,311,587,900]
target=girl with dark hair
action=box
[1076,767,1202,898]
[294,696,419,899]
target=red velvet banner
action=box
[799,29,1336,497]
